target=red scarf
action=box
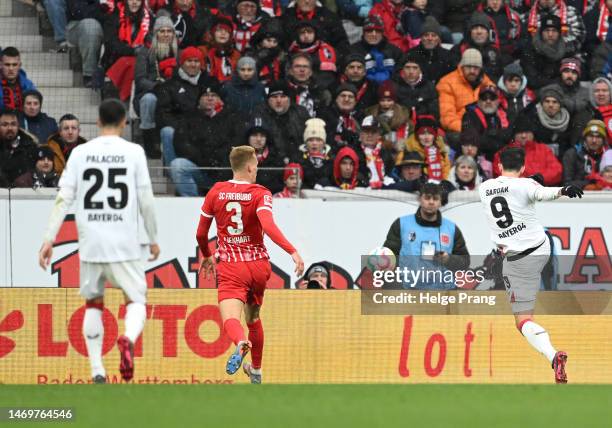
[362,141,386,189]
[261,0,281,16]
[289,41,337,72]
[1,79,22,110]
[597,104,612,141]
[528,0,568,35]
[474,106,509,129]
[259,59,281,84]
[206,48,235,82]
[597,3,612,41]
[174,2,196,18]
[296,9,315,20]
[340,75,369,103]
[255,147,270,163]
[274,187,296,198]
[117,2,150,47]
[424,145,443,180]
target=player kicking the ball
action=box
[39,99,160,383]
[479,147,583,383]
[196,146,304,384]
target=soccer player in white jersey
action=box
[38,99,160,384]
[479,147,583,383]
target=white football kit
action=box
[43,136,158,303]
[479,176,561,312]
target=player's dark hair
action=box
[98,99,126,127]
[0,108,18,119]
[500,147,525,172]
[1,46,20,58]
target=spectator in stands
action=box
[338,54,378,112]
[402,115,451,181]
[42,0,69,51]
[383,150,427,192]
[200,15,241,83]
[18,90,58,145]
[274,163,304,198]
[562,119,609,189]
[459,127,493,179]
[437,48,494,148]
[406,17,454,85]
[439,0,482,44]
[231,0,269,53]
[330,146,368,189]
[589,36,612,79]
[520,85,571,157]
[163,0,212,49]
[155,47,215,165]
[492,115,563,185]
[521,15,572,90]
[12,145,59,188]
[134,16,178,159]
[497,63,536,125]
[285,53,331,118]
[297,262,332,289]
[0,108,38,187]
[358,115,395,189]
[477,0,524,62]
[400,0,431,50]
[247,19,286,85]
[170,83,243,195]
[243,117,284,192]
[348,16,403,85]
[0,47,36,110]
[282,0,349,54]
[450,12,503,81]
[583,0,612,57]
[298,117,333,189]
[319,83,362,153]
[543,58,590,117]
[392,52,439,119]
[369,0,410,52]
[526,0,586,53]
[584,164,612,190]
[383,182,470,289]
[66,0,104,87]
[447,155,484,191]
[102,0,153,101]
[47,114,86,175]
[254,81,309,162]
[222,56,266,116]
[288,21,337,90]
[461,85,512,159]
[365,80,412,154]
[335,0,374,24]
[589,77,612,136]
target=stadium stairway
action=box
[1,1,173,194]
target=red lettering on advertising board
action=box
[0,309,24,358]
[424,334,446,377]
[398,316,413,377]
[152,305,187,357]
[184,305,231,358]
[67,307,118,356]
[37,304,68,356]
[547,228,570,250]
[463,322,474,377]
[565,228,612,284]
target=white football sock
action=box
[124,302,146,343]
[520,320,557,363]
[83,308,105,378]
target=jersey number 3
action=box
[83,168,128,210]
[226,202,244,235]
[490,196,514,228]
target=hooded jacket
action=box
[332,146,368,189]
[297,141,333,189]
[497,74,536,124]
[562,139,609,188]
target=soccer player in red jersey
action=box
[196,146,304,383]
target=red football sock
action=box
[223,318,246,346]
[247,319,264,369]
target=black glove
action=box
[561,185,584,199]
[528,173,544,185]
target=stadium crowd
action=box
[2,0,612,195]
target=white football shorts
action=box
[79,259,147,304]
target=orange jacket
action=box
[436,67,493,133]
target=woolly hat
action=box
[153,16,174,33]
[304,118,327,142]
[560,57,581,76]
[468,12,491,31]
[267,80,291,98]
[415,115,438,135]
[343,53,366,69]
[583,119,607,139]
[363,15,384,32]
[335,82,357,98]
[540,14,561,34]
[284,163,304,180]
[377,80,397,101]
[420,16,442,37]
[539,85,564,103]
[503,62,524,81]
[237,56,256,70]
[180,46,203,65]
[460,48,483,68]
[36,145,55,161]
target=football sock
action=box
[520,320,557,363]
[83,307,105,378]
[247,319,264,369]
[223,318,246,346]
[124,302,146,344]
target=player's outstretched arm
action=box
[256,209,304,277]
[39,188,75,269]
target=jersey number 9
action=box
[490,196,514,228]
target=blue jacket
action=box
[19,112,58,145]
[0,69,36,109]
[221,74,266,117]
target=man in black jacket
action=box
[406,16,454,85]
[0,108,38,187]
[392,52,439,119]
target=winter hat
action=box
[460,128,480,147]
[335,82,357,98]
[583,119,607,139]
[468,12,491,31]
[540,14,562,34]
[361,115,380,130]
[363,15,384,32]
[246,116,271,140]
[377,80,397,101]
[513,115,535,135]
[284,162,304,180]
[304,118,327,142]
[180,46,203,65]
[420,16,442,37]
[250,19,284,47]
[460,48,483,68]
[503,62,524,81]
[343,53,366,70]
[267,80,291,98]
[36,145,55,161]
[539,85,564,104]
[212,15,234,34]
[415,115,438,136]
[153,16,174,33]
[201,81,222,97]
[237,56,256,70]
[560,57,581,76]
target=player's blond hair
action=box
[229,146,256,172]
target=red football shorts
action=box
[216,258,272,306]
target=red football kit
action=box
[196,180,296,305]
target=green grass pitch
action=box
[1,385,611,428]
